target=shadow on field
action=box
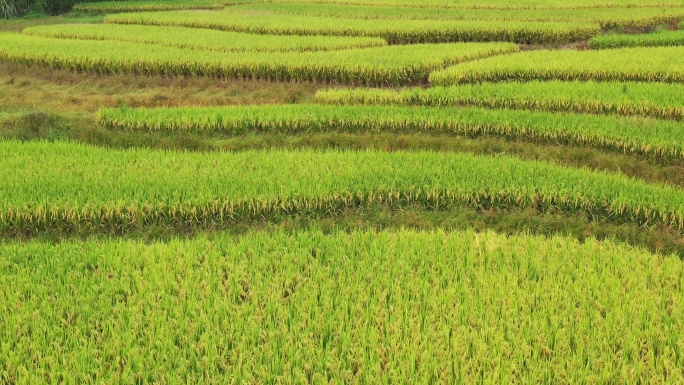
[5,204,684,259]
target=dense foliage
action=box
[0,34,516,86]
[3,141,684,236]
[2,229,683,383]
[2,0,75,17]
[3,1,684,383]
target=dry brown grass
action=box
[0,62,320,113]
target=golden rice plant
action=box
[232,3,684,31]
[430,46,684,85]
[2,141,684,236]
[314,81,684,121]
[23,24,388,53]
[2,229,684,383]
[589,28,684,49]
[97,104,684,160]
[73,0,225,13]
[0,34,516,86]
[104,10,601,44]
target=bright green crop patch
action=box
[23,24,387,53]
[98,104,684,160]
[2,229,683,383]
[0,34,514,86]
[260,0,684,10]
[2,141,684,236]
[430,46,684,85]
[104,10,601,44]
[589,28,684,48]
[73,0,226,13]
[315,81,684,121]
[233,3,684,30]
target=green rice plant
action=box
[2,228,683,383]
[104,10,601,44]
[72,0,226,13]
[589,29,684,48]
[315,81,684,121]
[97,104,684,160]
[0,33,515,86]
[430,46,684,85]
[232,3,684,31]
[248,0,684,9]
[2,140,684,236]
[23,24,387,53]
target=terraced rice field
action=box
[103,10,602,44]
[589,22,684,47]
[228,3,684,30]
[97,104,684,159]
[4,230,684,383]
[2,0,684,383]
[73,0,227,13]
[315,81,684,120]
[0,33,516,85]
[429,46,684,84]
[23,24,388,52]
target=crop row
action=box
[430,46,684,85]
[97,104,684,160]
[104,10,601,44]
[2,141,684,236]
[23,24,387,53]
[257,0,684,10]
[73,0,226,13]
[2,228,682,383]
[232,3,684,30]
[315,81,684,121]
[72,0,684,12]
[0,34,515,86]
[589,25,684,48]
[72,0,229,13]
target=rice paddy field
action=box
[2,0,684,383]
